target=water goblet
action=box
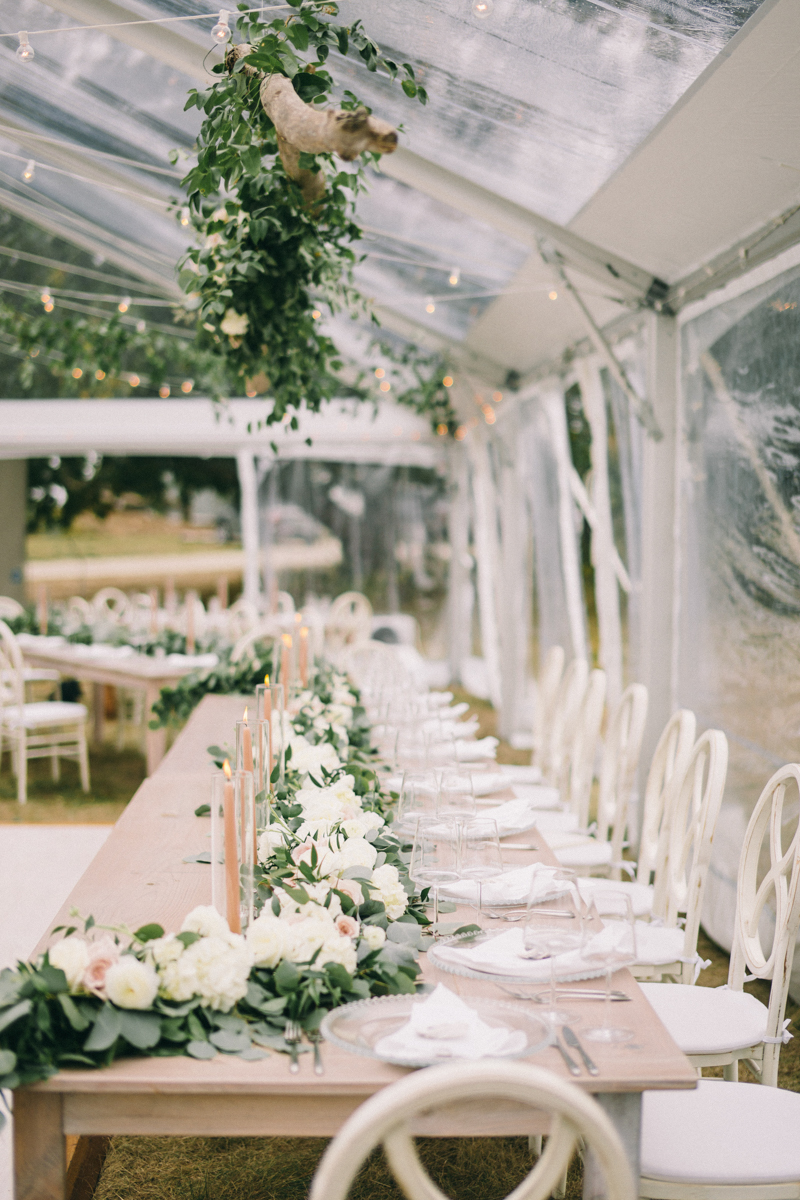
[582,891,638,1043]
[409,814,461,937]
[437,766,476,820]
[458,816,504,921]
[522,870,588,1026]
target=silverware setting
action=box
[497,985,631,1003]
[284,1020,302,1073]
[563,1025,600,1076]
[307,1027,325,1075]
[486,907,575,921]
[553,1033,581,1076]
[500,843,540,851]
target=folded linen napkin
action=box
[373,983,527,1062]
[499,764,543,784]
[433,922,631,982]
[530,811,580,834]
[578,878,653,918]
[441,861,570,908]
[456,736,499,762]
[510,784,562,810]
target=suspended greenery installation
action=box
[0,1,461,433]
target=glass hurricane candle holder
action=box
[210,766,255,934]
[235,716,272,839]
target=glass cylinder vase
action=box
[210,767,255,934]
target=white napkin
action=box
[578,878,653,918]
[485,797,542,836]
[373,983,526,1062]
[442,861,570,908]
[497,765,543,784]
[511,784,562,810]
[166,652,219,668]
[530,811,580,834]
[433,923,631,982]
[456,736,498,762]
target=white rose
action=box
[336,837,378,872]
[371,864,400,890]
[284,917,330,964]
[331,688,356,707]
[181,905,231,941]
[361,925,386,951]
[320,935,357,974]
[49,936,90,990]
[258,828,286,863]
[104,957,159,1010]
[342,811,384,839]
[181,935,252,1011]
[247,914,288,969]
[289,736,341,777]
[145,934,184,970]
[379,884,408,921]
[220,309,249,337]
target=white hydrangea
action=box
[288,735,341,778]
[320,935,357,974]
[341,810,384,839]
[371,864,408,920]
[160,934,252,1011]
[145,934,184,970]
[335,837,378,872]
[283,916,332,964]
[181,906,232,941]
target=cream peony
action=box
[361,924,387,951]
[371,864,409,920]
[145,933,184,970]
[161,935,252,1011]
[335,837,378,872]
[246,914,288,969]
[49,936,90,990]
[289,735,341,778]
[321,936,357,974]
[257,828,286,863]
[104,957,159,1010]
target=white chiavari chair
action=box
[308,1060,636,1200]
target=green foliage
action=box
[177,1,428,423]
[150,641,276,728]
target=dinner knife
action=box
[562,1025,599,1076]
[553,1034,581,1076]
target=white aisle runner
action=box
[0,825,111,1200]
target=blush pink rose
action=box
[335,878,363,906]
[83,936,120,996]
[292,840,315,866]
[335,914,359,939]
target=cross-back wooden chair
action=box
[308,1060,636,1200]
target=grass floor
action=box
[0,742,145,823]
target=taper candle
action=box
[221,760,241,934]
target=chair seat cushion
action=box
[577,877,653,918]
[639,982,769,1053]
[3,701,88,729]
[531,811,580,834]
[642,1080,800,1184]
[629,922,685,967]
[553,839,612,867]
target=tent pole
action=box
[447,446,470,686]
[544,391,588,663]
[468,434,503,709]
[497,415,529,739]
[236,451,261,610]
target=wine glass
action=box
[521,869,587,1026]
[437,767,476,820]
[582,890,637,1043]
[458,816,504,921]
[397,769,438,833]
[409,814,461,937]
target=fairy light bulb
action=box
[211,9,230,42]
[179,207,190,227]
[22,159,35,182]
[472,0,493,16]
[118,297,131,313]
[16,31,34,62]
[449,267,460,287]
[425,296,435,314]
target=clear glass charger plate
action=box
[320,993,551,1067]
[427,929,608,986]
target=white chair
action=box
[0,619,90,804]
[0,596,24,620]
[92,586,130,624]
[640,1078,800,1197]
[641,762,800,1085]
[230,622,282,665]
[531,644,564,776]
[631,729,728,984]
[554,683,648,878]
[530,668,606,840]
[324,591,373,654]
[542,657,589,787]
[577,709,696,919]
[308,1060,636,1200]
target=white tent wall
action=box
[672,241,800,999]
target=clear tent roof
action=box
[0,0,766,365]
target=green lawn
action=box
[0,742,144,823]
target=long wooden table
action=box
[13,695,696,1200]
[17,636,217,775]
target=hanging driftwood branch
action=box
[227,44,398,205]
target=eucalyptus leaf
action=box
[186,1040,218,1060]
[84,1004,123,1052]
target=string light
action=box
[72,367,83,379]
[21,159,35,182]
[43,301,54,312]
[436,423,448,436]
[179,207,191,226]
[159,384,170,397]
[118,297,131,313]
[454,426,466,441]
[482,404,496,424]
[211,9,230,41]
[181,380,193,393]
[40,291,50,305]
[425,296,435,313]
[379,380,391,392]
[128,374,140,387]
[374,367,385,379]
[136,319,146,333]
[472,0,493,16]
[448,267,460,287]
[442,375,454,387]
[311,309,321,319]
[15,31,34,61]
[548,290,558,300]
[95,369,105,380]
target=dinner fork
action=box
[284,1020,302,1074]
[307,1027,325,1075]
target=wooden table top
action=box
[30,694,697,1099]
[18,637,212,685]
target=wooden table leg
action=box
[13,1091,66,1200]
[144,683,166,776]
[92,684,104,745]
[582,1092,641,1200]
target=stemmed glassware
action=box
[521,869,588,1026]
[397,769,439,833]
[437,767,476,820]
[582,891,638,1043]
[458,816,503,920]
[409,814,461,937]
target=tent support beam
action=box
[236,451,261,610]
